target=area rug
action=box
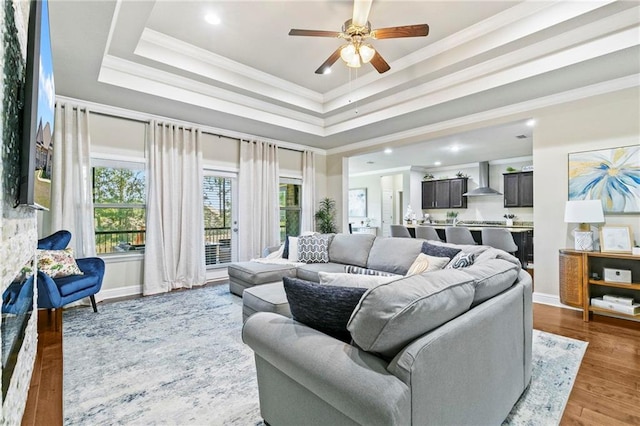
[63,284,587,425]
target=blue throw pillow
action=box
[421,241,461,260]
[283,277,367,343]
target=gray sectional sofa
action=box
[237,233,533,425]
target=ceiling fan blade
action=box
[372,24,429,39]
[370,51,390,73]
[289,29,341,37]
[352,0,373,27]
[315,47,343,74]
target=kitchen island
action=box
[406,223,534,268]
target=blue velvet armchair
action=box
[37,230,105,312]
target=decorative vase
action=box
[506,219,513,227]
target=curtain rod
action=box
[55,96,326,155]
[58,103,240,141]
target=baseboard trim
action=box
[96,285,142,302]
[533,292,581,311]
[96,271,230,303]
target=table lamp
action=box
[564,200,605,251]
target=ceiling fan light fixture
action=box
[359,44,375,63]
[346,52,362,68]
[340,44,357,63]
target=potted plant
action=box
[315,197,337,233]
[423,172,434,180]
[446,211,458,224]
[504,213,516,227]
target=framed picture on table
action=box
[599,225,632,253]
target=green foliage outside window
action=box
[280,183,301,242]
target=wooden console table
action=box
[559,249,640,322]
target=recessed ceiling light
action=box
[526,119,536,127]
[450,146,460,152]
[384,148,393,154]
[205,13,221,25]
[434,161,442,166]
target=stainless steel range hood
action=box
[463,161,502,196]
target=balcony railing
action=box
[95,227,232,265]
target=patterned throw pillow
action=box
[344,265,398,277]
[297,234,333,263]
[406,253,450,275]
[446,252,476,269]
[283,277,367,342]
[37,248,84,278]
[421,241,461,260]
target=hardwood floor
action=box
[534,304,640,425]
[20,303,640,425]
[22,309,63,426]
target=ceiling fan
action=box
[288,0,429,74]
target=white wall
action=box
[348,172,403,234]
[533,87,640,300]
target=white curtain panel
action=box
[238,140,280,261]
[51,103,96,257]
[144,122,206,295]
[301,150,316,233]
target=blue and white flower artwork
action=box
[568,145,640,213]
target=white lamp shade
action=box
[564,200,604,224]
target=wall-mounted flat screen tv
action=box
[19,0,55,210]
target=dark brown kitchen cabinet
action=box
[449,178,468,208]
[421,178,468,209]
[503,171,533,207]
[421,181,435,209]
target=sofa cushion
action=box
[344,265,398,277]
[318,272,398,289]
[328,234,376,268]
[347,269,475,358]
[228,261,298,285]
[366,237,424,275]
[298,234,333,263]
[283,277,367,343]
[465,258,520,306]
[406,253,450,275]
[296,262,348,282]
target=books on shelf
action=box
[602,294,635,306]
[591,297,640,315]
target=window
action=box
[92,160,146,254]
[279,180,301,242]
[203,175,234,266]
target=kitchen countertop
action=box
[405,223,533,232]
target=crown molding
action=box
[349,166,412,178]
[56,95,328,155]
[98,55,327,134]
[327,74,640,156]
[136,29,324,111]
